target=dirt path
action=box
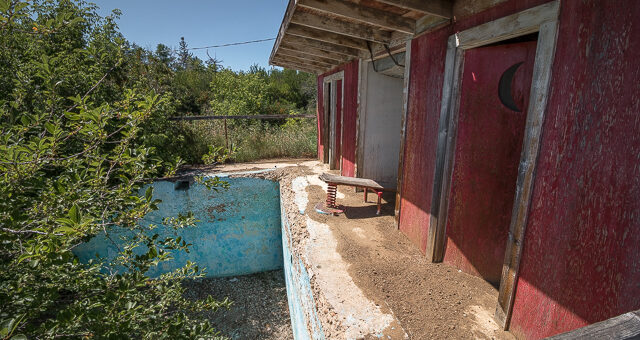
[183,270,293,340]
[306,182,515,340]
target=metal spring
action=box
[326,183,337,208]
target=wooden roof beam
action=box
[287,23,369,51]
[376,0,453,19]
[283,34,365,58]
[278,46,346,64]
[275,53,336,68]
[297,0,415,34]
[280,41,352,62]
[290,11,394,44]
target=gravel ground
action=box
[183,270,293,340]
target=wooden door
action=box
[443,41,537,284]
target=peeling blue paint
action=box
[74,177,283,278]
[281,190,326,340]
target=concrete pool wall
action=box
[281,194,326,340]
[74,176,283,278]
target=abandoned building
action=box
[269,0,640,339]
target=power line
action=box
[177,37,276,52]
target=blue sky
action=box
[92,0,288,71]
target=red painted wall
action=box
[397,28,450,253]
[398,0,640,338]
[340,61,358,177]
[316,60,359,177]
[397,0,550,254]
[509,1,640,338]
[443,42,536,284]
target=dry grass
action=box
[179,118,317,163]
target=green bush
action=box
[0,1,228,338]
[180,118,317,163]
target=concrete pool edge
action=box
[281,191,327,340]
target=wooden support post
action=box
[223,118,229,150]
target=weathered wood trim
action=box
[427,39,464,262]
[269,0,297,64]
[424,1,560,330]
[283,34,365,58]
[356,60,369,179]
[291,11,393,44]
[457,1,560,49]
[394,40,412,226]
[298,0,416,34]
[355,59,364,178]
[324,72,345,170]
[376,0,453,19]
[495,17,559,330]
[323,70,345,83]
[323,81,330,163]
[329,79,337,169]
[547,310,640,340]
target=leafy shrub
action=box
[0,1,228,338]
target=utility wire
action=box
[177,37,276,52]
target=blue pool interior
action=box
[73,176,283,278]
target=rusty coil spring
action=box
[326,183,338,208]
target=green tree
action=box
[209,69,269,118]
[0,1,228,338]
[178,37,191,71]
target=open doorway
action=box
[357,57,405,190]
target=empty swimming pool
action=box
[74,175,283,278]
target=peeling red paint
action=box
[397,0,640,338]
[397,28,450,253]
[442,41,536,285]
[509,1,640,338]
[397,0,551,255]
[340,61,359,177]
